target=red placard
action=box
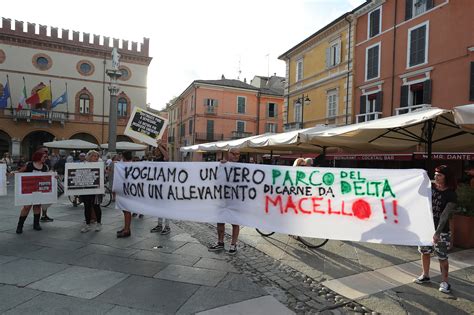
[21,175,52,194]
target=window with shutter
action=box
[267,103,276,118]
[237,96,246,114]
[236,121,245,133]
[294,102,302,122]
[296,59,303,81]
[327,41,341,68]
[405,0,413,20]
[327,90,338,118]
[366,43,380,80]
[188,120,193,135]
[368,7,381,38]
[400,85,409,108]
[408,22,428,68]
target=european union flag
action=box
[0,82,10,108]
[52,91,67,108]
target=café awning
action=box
[101,141,147,151]
[43,139,99,150]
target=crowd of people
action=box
[2,144,474,294]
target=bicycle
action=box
[255,228,329,249]
[68,185,113,208]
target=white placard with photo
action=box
[124,106,168,147]
[65,162,104,196]
[14,172,58,206]
[0,164,6,196]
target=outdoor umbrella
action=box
[100,141,147,151]
[43,139,99,150]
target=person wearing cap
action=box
[414,165,457,294]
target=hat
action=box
[435,165,450,176]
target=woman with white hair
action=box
[80,150,103,233]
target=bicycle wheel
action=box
[297,236,329,249]
[68,195,81,207]
[256,228,275,237]
[101,187,112,207]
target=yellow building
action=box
[279,13,354,130]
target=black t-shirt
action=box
[25,162,49,173]
[432,187,457,233]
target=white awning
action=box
[101,141,147,151]
[43,139,99,150]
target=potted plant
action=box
[451,184,474,249]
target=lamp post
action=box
[295,94,311,129]
[106,48,122,156]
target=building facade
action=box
[167,75,284,161]
[353,0,474,123]
[0,17,151,158]
[279,13,355,131]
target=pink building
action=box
[167,75,284,161]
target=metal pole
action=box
[107,79,120,156]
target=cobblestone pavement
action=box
[174,221,372,315]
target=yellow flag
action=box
[38,86,52,102]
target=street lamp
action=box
[295,94,311,129]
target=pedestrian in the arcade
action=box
[414,165,457,294]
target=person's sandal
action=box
[116,230,131,238]
[150,225,163,233]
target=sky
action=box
[1,0,365,110]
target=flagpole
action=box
[65,82,69,118]
[49,80,53,111]
[6,74,13,114]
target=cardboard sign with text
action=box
[14,172,58,206]
[65,162,104,196]
[124,107,168,147]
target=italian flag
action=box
[17,84,27,111]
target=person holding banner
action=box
[293,158,306,167]
[414,165,457,294]
[150,140,172,235]
[208,148,241,255]
[117,151,134,238]
[80,150,103,233]
[15,151,49,234]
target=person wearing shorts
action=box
[413,165,457,294]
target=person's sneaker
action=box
[132,213,137,217]
[95,223,102,232]
[439,281,451,293]
[413,275,431,284]
[150,225,162,233]
[160,226,171,235]
[228,244,237,255]
[208,242,225,252]
[81,224,91,233]
[138,214,144,219]
[40,215,54,222]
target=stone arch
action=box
[21,130,55,159]
[0,129,12,157]
[70,132,99,144]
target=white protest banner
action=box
[0,164,6,196]
[114,162,434,246]
[14,172,58,206]
[65,162,104,196]
[124,107,168,147]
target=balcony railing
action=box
[204,106,217,115]
[12,109,67,124]
[395,104,431,115]
[195,132,224,141]
[356,112,383,123]
[231,131,253,139]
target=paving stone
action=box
[0,258,68,286]
[177,285,262,315]
[78,243,140,258]
[3,292,115,314]
[105,305,162,315]
[217,273,266,295]
[19,247,92,265]
[131,249,200,266]
[193,257,238,273]
[96,275,199,313]
[173,242,228,260]
[0,255,17,265]
[154,264,227,286]
[129,238,187,253]
[75,253,168,277]
[196,295,295,315]
[0,285,42,312]
[27,266,128,299]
